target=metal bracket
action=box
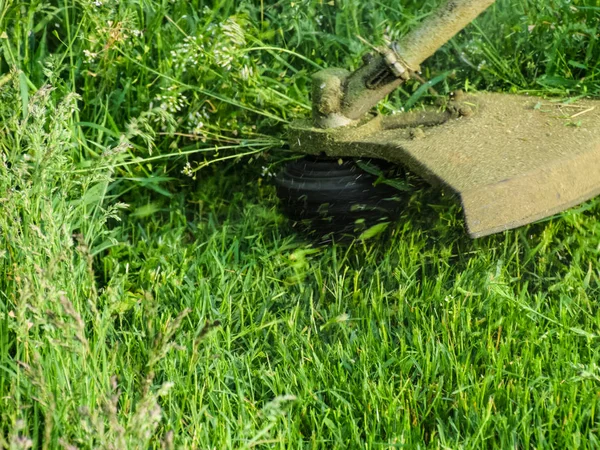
[383,43,414,80]
[357,36,414,81]
[311,0,497,127]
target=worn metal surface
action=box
[312,0,496,126]
[338,53,405,122]
[311,68,356,128]
[397,0,497,70]
[290,93,600,237]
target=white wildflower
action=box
[182,162,194,177]
[155,88,187,114]
[261,166,274,178]
[83,49,98,63]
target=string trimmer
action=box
[275,0,600,238]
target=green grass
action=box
[2,0,600,448]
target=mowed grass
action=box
[2,0,600,448]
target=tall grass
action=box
[2,0,600,448]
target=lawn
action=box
[2,0,600,448]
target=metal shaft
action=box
[338,0,496,122]
[397,0,497,71]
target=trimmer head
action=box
[281,0,600,238]
[289,93,600,237]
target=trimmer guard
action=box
[289,93,600,238]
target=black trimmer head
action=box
[275,157,403,237]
